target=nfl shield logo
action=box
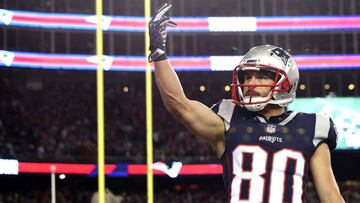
[266,124,276,134]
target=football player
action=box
[149,3,344,203]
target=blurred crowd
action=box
[0,189,223,203]
[0,180,360,203]
[0,70,228,163]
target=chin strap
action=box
[242,96,294,112]
[267,97,294,106]
[244,103,267,112]
[242,97,269,112]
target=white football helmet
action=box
[231,45,299,112]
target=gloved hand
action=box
[148,3,177,62]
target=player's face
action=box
[243,70,275,97]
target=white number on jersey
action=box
[231,145,305,203]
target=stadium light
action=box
[324,84,331,90]
[123,86,129,93]
[299,84,306,90]
[224,85,231,92]
[348,83,355,91]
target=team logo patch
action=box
[266,124,277,134]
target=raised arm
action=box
[148,3,225,156]
[310,144,345,203]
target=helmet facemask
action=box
[231,64,292,112]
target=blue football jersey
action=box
[211,99,337,203]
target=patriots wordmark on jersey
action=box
[211,99,338,203]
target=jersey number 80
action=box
[231,145,305,203]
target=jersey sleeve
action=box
[313,114,338,151]
[210,99,235,132]
[327,118,338,150]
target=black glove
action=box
[148,3,177,62]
